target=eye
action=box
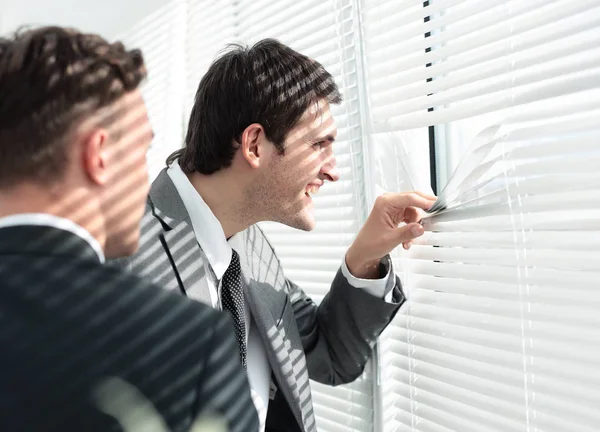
[312,141,325,150]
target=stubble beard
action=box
[246,170,314,232]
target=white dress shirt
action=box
[0,213,105,263]
[167,161,390,431]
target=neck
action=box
[0,182,106,250]
[187,170,258,239]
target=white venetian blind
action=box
[183,0,236,127]
[361,0,600,431]
[363,0,600,132]
[238,0,374,430]
[116,0,188,182]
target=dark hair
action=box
[170,38,342,175]
[0,26,147,187]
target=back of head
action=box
[173,38,342,175]
[0,26,151,258]
[0,26,147,188]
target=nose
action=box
[320,151,340,182]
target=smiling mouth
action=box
[305,186,319,197]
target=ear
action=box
[239,123,267,169]
[82,128,109,186]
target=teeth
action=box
[307,186,319,196]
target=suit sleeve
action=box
[193,313,259,432]
[290,255,405,385]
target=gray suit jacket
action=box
[111,169,405,432]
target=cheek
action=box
[294,151,321,176]
[136,149,150,193]
[269,149,320,192]
[114,142,149,198]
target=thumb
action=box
[396,222,424,243]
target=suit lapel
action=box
[150,169,212,305]
[238,228,306,431]
[241,269,305,431]
[160,222,211,304]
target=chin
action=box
[122,239,140,257]
[104,232,140,259]
[282,211,316,232]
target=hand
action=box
[345,191,436,279]
[92,377,228,432]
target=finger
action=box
[395,222,424,243]
[402,241,413,250]
[413,190,438,201]
[385,192,436,211]
[402,207,422,224]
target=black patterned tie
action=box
[221,249,247,369]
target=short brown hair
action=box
[0,26,147,187]
[169,39,342,175]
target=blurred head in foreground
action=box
[0,25,152,257]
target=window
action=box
[361,0,600,430]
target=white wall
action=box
[0,0,170,39]
[0,0,7,33]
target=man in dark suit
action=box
[112,39,436,431]
[0,26,258,432]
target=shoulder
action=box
[81,261,228,366]
[1,255,226,371]
[101,263,219,315]
[64,260,224,340]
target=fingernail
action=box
[412,225,424,236]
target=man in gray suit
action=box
[113,39,436,432]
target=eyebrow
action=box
[316,134,336,143]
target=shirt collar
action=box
[167,161,233,279]
[0,213,105,263]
